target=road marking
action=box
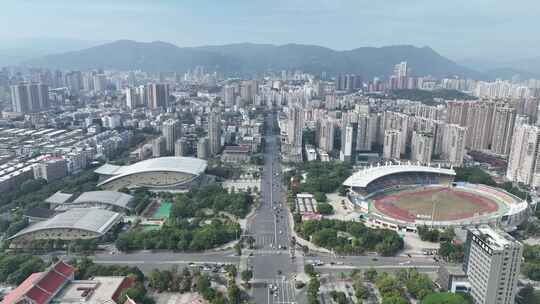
[95,260,238,265]
[316,264,439,270]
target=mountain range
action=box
[0,37,103,67]
[23,40,486,79]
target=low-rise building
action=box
[55,190,134,213]
[221,145,250,163]
[2,261,134,304]
[437,265,470,293]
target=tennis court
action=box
[152,201,172,219]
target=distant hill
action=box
[484,68,540,81]
[498,57,540,78]
[24,40,482,79]
[0,37,103,67]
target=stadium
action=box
[8,208,122,248]
[343,164,529,232]
[95,156,208,191]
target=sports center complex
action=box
[343,164,529,232]
[95,156,207,191]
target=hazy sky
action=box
[1,0,539,61]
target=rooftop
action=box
[223,145,250,153]
[45,192,74,205]
[343,164,456,188]
[1,261,74,304]
[70,191,134,210]
[95,157,208,187]
[95,157,207,177]
[24,207,56,219]
[9,208,122,240]
[469,226,520,250]
[54,276,130,304]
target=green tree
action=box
[421,292,469,304]
[224,264,237,278]
[304,264,317,277]
[317,203,334,215]
[364,268,378,282]
[241,270,253,285]
[381,296,408,304]
[234,242,242,256]
[227,281,240,304]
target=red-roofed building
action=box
[1,261,133,304]
[1,273,42,304]
[1,261,74,304]
[52,262,74,278]
[26,286,50,304]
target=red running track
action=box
[373,187,499,223]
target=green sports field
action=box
[152,201,172,219]
[372,186,500,222]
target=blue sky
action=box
[1,0,539,61]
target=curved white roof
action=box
[96,157,207,187]
[9,208,121,240]
[70,191,134,210]
[343,164,456,188]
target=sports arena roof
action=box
[343,164,456,188]
[8,208,121,240]
[95,157,207,186]
[70,191,134,210]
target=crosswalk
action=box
[265,278,296,304]
[253,233,276,248]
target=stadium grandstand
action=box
[343,164,529,232]
[343,163,456,198]
[54,190,134,213]
[95,156,207,191]
[8,208,122,248]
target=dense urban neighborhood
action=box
[0,3,540,303]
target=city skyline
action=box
[1,0,539,62]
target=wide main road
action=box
[248,113,297,304]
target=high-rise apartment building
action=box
[223,85,236,107]
[147,83,169,109]
[411,131,433,164]
[335,74,362,92]
[286,106,304,162]
[464,226,522,304]
[340,122,358,162]
[446,100,513,155]
[441,124,467,167]
[465,102,496,150]
[64,71,83,94]
[10,82,49,113]
[137,85,147,107]
[93,74,107,92]
[174,138,189,157]
[152,136,166,158]
[240,80,258,104]
[316,119,335,153]
[383,111,408,152]
[125,87,138,109]
[356,115,372,151]
[383,129,401,160]
[197,137,209,160]
[490,107,516,156]
[208,111,221,156]
[393,61,410,78]
[506,122,540,187]
[162,119,182,154]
